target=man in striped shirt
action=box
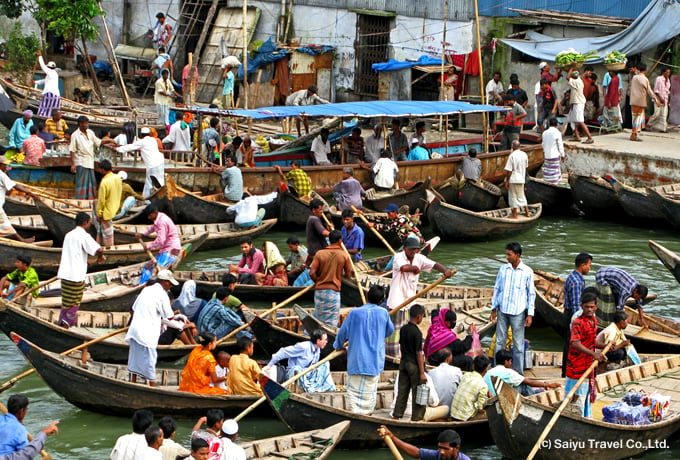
[490,242,535,374]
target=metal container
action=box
[415,384,429,406]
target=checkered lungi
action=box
[97,219,114,247]
[0,209,17,236]
[596,283,617,324]
[313,289,341,328]
[385,309,407,359]
[37,92,61,117]
[75,166,97,200]
[346,374,380,414]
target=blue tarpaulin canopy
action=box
[372,55,444,72]
[187,100,507,120]
[500,0,680,63]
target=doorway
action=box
[355,14,391,98]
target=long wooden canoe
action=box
[569,174,623,219]
[533,270,676,353]
[426,189,541,240]
[435,176,502,212]
[0,232,208,278]
[648,240,680,285]
[241,421,349,460]
[487,355,680,460]
[278,191,329,227]
[365,177,431,217]
[328,206,406,249]
[8,214,52,241]
[613,181,665,222]
[647,183,680,228]
[525,176,573,214]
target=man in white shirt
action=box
[367,149,399,190]
[110,410,154,460]
[57,212,103,327]
[310,128,331,165]
[220,419,246,460]
[486,72,504,105]
[226,191,278,228]
[503,140,529,218]
[540,118,565,184]
[285,85,330,136]
[118,127,166,197]
[566,67,594,143]
[0,157,37,243]
[427,348,462,410]
[364,124,384,163]
[134,426,163,460]
[162,114,192,152]
[70,116,103,199]
[125,270,178,385]
[35,50,60,117]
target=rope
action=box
[288,438,334,460]
[602,368,680,398]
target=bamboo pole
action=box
[351,206,396,255]
[12,276,58,301]
[389,275,454,317]
[242,0,250,109]
[473,0,488,153]
[97,2,132,108]
[441,0,448,155]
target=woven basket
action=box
[558,61,584,73]
[604,62,626,71]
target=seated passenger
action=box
[484,350,560,396]
[258,241,289,286]
[196,287,252,340]
[228,336,263,395]
[179,331,230,394]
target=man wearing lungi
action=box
[117,127,166,198]
[35,50,60,117]
[70,116,103,199]
[0,157,37,243]
[629,62,661,142]
[95,159,122,247]
[503,140,530,219]
[386,237,454,359]
[334,285,394,414]
[595,266,649,328]
[56,212,103,327]
[125,270,178,385]
[540,118,564,184]
[566,291,605,417]
[309,230,353,328]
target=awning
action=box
[500,0,680,63]
[182,100,507,120]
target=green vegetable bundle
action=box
[604,50,627,64]
[555,48,599,66]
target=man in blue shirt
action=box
[8,111,34,149]
[0,395,30,455]
[341,209,364,262]
[562,252,592,377]
[490,242,535,374]
[378,425,470,460]
[407,138,430,161]
[220,154,243,201]
[334,285,394,414]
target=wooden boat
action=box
[364,177,431,217]
[613,181,665,222]
[112,219,277,250]
[0,302,233,363]
[533,270,677,353]
[8,214,52,241]
[6,190,94,217]
[278,191,329,227]
[525,176,573,214]
[11,237,200,312]
[647,183,680,228]
[328,206,407,249]
[648,240,680,284]
[426,189,542,240]
[487,355,680,460]
[435,175,502,212]
[150,176,279,225]
[241,421,349,460]
[10,333,267,418]
[569,174,623,218]
[0,232,208,278]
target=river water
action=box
[2,215,680,458]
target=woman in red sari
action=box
[423,308,473,363]
[179,331,230,394]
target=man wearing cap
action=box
[407,138,430,161]
[385,237,454,358]
[378,425,470,460]
[118,127,166,198]
[95,159,122,247]
[366,203,423,244]
[125,269,179,386]
[152,12,172,49]
[285,85,330,136]
[0,157,37,243]
[220,419,246,460]
[364,124,384,164]
[57,212,103,327]
[8,110,33,149]
[115,171,145,220]
[35,50,60,117]
[69,115,101,199]
[0,255,39,302]
[333,167,365,211]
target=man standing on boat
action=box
[117,127,166,198]
[386,237,455,359]
[95,159,122,248]
[70,116,102,199]
[566,291,606,417]
[126,269,178,386]
[0,157,37,243]
[341,209,364,262]
[490,241,535,374]
[562,252,593,377]
[285,85,329,137]
[540,118,565,184]
[136,204,182,283]
[334,285,395,414]
[34,50,60,117]
[503,140,530,219]
[309,230,352,327]
[57,212,103,327]
[305,198,330,262]
[595,266,649,328]
[387,119,409,161]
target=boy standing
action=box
[392,304,427,421]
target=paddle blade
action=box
[261,375,291,411]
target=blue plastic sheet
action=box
[237,37,291,78]
[372,55,445,72]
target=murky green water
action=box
[2,216,680,458]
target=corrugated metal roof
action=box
[478,0,648,20]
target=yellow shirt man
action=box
[227,353,263,395]
[97,171,123,221]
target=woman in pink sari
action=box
[423,308,472,364]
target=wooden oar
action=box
[12,276,58,301]
[320,213,367,305]
[389,274,455,317]
[215,284,315,345]
[351,205,396,255]
[0,326,129,393]
[137,237,161,273]
[0,402,51,459]
[234,347,345,422]
[624,306,680,336]
[378,426,405,460]
[526,340,613,460]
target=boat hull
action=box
[614,182,665,222]
[648,185,680,228]
[365,178,431,216]
[436,179,501,212]
[525,177,573,213]
[569,174,623,218]
[648,240,680,285]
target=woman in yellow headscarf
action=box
[179,331,230,394]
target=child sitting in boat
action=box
[228,336,263,395]
[212,351,231,391]
[179,331,230,395]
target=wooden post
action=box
[187,53,194,106]
[242,0,250,109]
[473,0,488,153]
[97,1,132,108]
[442,0,449,156]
